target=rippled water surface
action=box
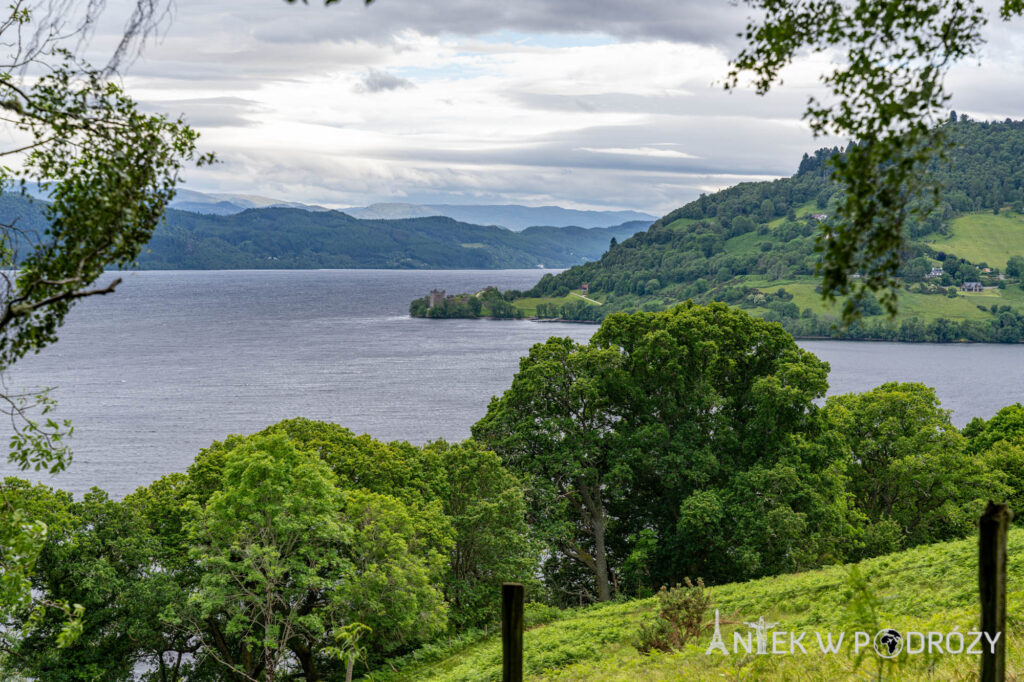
[2,269,1022,497]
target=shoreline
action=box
[410,314,1024,344]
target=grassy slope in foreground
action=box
[367,529,1024,681]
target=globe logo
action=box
[873,629,903,658]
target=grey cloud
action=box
[188,143,761,215]
[121,0,752,50]
[121,37,389,87]
[95,0,1020,217]
[139,96,266,127]
[89,1,750,95]
[183,108,830,215]
[363,114,832,177]
[355,68,415,93]
[508,87,810,120]
[947,58,1024,121]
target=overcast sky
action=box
[80,0,1024,215]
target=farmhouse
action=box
[961,281,983,292]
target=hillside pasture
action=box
[932,212,1024,268]
[512,292,603,317]
[747,277,1024,324]
[368,530,1024,681]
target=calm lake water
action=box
[2,269,1023,498]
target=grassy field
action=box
[663,217,697,231]
[366,530,1024,681]
[929,212,1024,267]
[723,231,762,255]
[744,276,1024,324]
[513,291,603,317]
[716,210,1024,328]
[765,200,819,229]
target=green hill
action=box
[495,117,1024,342]
[140,209,647,270]
[366,529,1024,681]
[0,194,648,270]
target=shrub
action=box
[634,578,711,654]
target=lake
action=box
[1,269,1022,498]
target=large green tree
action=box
[473,338,626,602]
[592,302,850,584]
[186,434,353,682]
[252,418,537,630]
[160,420,527,678]
[475,303,855,600]
[823,382,1006,555]
[8,485,167,681]
[424,439,539,630]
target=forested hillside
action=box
[142,210,645,269]
[503,117,1024,342]
[0,196,648,270]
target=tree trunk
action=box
[579,484,611,601]
[346,657,355,682]
[264,651,275,682]
[292,642,319,681]
[593,513,611,601]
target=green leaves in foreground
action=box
[0,480,83,667]
[728,0,1023,320]
[0,5,209,650]
[0,47,211,479]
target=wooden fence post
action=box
[980,501,1013,682]
[502,582,524,682]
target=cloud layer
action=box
[77,0,1024,215]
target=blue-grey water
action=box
[1,269,1022,499]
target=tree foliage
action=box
[475,303,856,601]
[823,382,1005,557]
[186,435,352,681]
[2,420,536,680]
[473,337,626,602]
[0,0,208,654]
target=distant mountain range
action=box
[165,190,654,231]
[338,203,656,231]
[167,189,330,215]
